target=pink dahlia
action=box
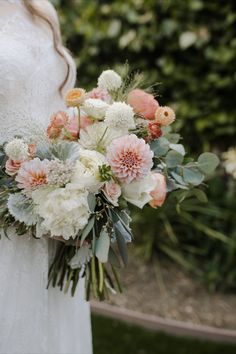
[16,158,48,190]
[106,134,153,184]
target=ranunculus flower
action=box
[87,88,111,103]
[155,106,175,126]
[127,89,159,120]
[147,122,162,141]
[149,172,167,208]
[103,181,121,206]
[5,159,22,176]
[65,88,86,107]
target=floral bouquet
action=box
[0,66,219,300]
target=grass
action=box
[92,315,236,354]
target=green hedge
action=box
[55,0,236,152]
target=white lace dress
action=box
[0,1,93,353]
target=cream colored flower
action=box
[97,70,122,91]
[32,186,90,240]
[82,98,109,119]
[5,138,29,161]
[70,149,107,192]
[104,102,135,131]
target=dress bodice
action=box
[0,0,76,143]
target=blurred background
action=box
[54,0,236,353]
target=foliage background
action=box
[54,0,236,291]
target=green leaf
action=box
[108,247,121,268]
[95,228,110,263]
[191,189,208,203]
[87,193,96,212]
[114,221,129,266]
[169,143,186,156]
[183,167,204,186]
[165,150,184,168]
[171,171,187,185]
[150,137,169,157]
[197,152,220,174]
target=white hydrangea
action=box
[82,98,109,119]
[104,102,135,131]
[5,138,29,161]
[79,122,123,152]
[69,149,107,193]
[97,70,122,91]
[32,186,90,240]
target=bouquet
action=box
[0,66,219,300]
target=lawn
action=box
[92,315,236,354]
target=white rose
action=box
[121,174,156,209]
[32,186,90,240]
[70,149,107,193]
[82,98,109,119]
[97,70,122,91]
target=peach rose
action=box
[127,89,159,120]
[65,88,86,107]
[47,111,69,139]
[103,181,121,206]
[149,172,167,208]
[5,159,22,176]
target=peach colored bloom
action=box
[106,134,153,184]
[80,114,93,130]
[147,122,162,141]
[155,106,175,126]
[65,88,86,107]
[28,144,36,158]
[16,158,48,190]
[103,181,121,206]
[87,88,111,102]
[127,89,159,120]
[47,111,69,139]
[149,172,167,208]
[5,159,22,176]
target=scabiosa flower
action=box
[46,159,75,187]
[147,122,162,141]
[104,102,135,131]
[5,138,29,161]
[106,134,153,184]
[97,70,122,92]
[16,158,48,190]
[155,106,175,126]
[87,88,111,103]
[82,98,109,120]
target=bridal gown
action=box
[0,1,93,353]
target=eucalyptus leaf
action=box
[197,152,220,174]
[183,167,204,186]
[165,150,184,168]
[80,216,95,246]
[171,171,187,185]
[150,137,169,157]
[169,143,185,156]
[108,247,121,268]
[87,193,96,212]
[114,221,129,266]
[95,228,110,263]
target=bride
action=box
[0,0,93,353]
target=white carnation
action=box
[79,122,123,152]
[70,149,107,193]
[82,98,109,119]
[32,186,90,240]
[121,174,156,209]
[104,102,135,131]
[97,69,122,91]
[5,138,29,161]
